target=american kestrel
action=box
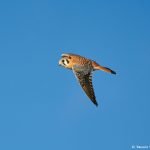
[59,53,116,106]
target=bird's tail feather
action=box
[92,61,116,74]
[98,66,116,74]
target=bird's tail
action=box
[92,61,116,75]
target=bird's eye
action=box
[62,59,66,66]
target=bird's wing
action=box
[72,64,98,106]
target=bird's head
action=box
[58,54,72,69]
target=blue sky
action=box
[0,0,150,150]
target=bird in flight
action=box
[59,53,116,106]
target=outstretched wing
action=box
[73,65,98,106]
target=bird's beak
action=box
[58,60,61,66]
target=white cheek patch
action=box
[61,59,69,66]
[63,59,69,66]
[65,59,69,64]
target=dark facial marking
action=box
[66,59,69,64]
[62,59,66,66]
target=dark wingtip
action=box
[94,101,98,107]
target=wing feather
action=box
[73,65,98,106]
